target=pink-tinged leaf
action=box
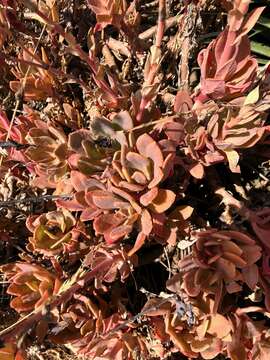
[190,339,212,353]
[110,185,142,213]
[201,78,226,98]
[84,191,96,207]
[126,152,151,173]
[170,205,194,222]
[107,224,133,243]
[128,232,146,256]
[197,47,207,73]
[7,283,30,296]
[93,213,123,235]
[200,339,222,360]
[207,314,232,338]
[164,122,185,143]
[220,230,255,245]
[131,171,147,185]
[0,110,20,141]
[118,180,145,192]
[140,209,153,236]
[136,134,163,167]
[222,240,243,256]
[87,0,125,30]
[214,28,229,61]
[140,187,158,206]
[222,251,247,267]
[189,163,204,179]
[194,267,211,287]
[10,297,37,312]
[226,280,242,294]
[162,153,175,180]
[148,166,164,188]
[68,153,80,168]
[152,212,167,238]
[81,207,102,221]
[215,57,236,80]
[183,271,200,297]
[204,152,225,165]
[148,189,176,214]
[242,264,258,290]
[92,190,130,209]
[241,244,262,265]
[174,90,193,113]
[56,198,85,211]
[234,7,266,43]
[215,257,236,279]
[70,170,105,192]
[231,61,257,91]
[112,110,133,130]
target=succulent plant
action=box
[179,229,262,311]
[110,133,174,192]
[144,293,233,359]
[185,121,225,171]
[10,47,55,101]
[185,95,270,173]
[57,169,176,254]
[1,1,270,360]
[2,262,61,313]
[77,326,149,360]
[71,311,148,360]
[0,108,35,164]
[83,244,138,285]
[196,2,264,102]
[227,307,270,360]
[68,129,113,175]
[208,102,270,171]
[51,291,148,360]
[25,121,69,186]
[87,0,128,30]
[26,209,89,258]
[87,0,139,37]
[50,293,103,344]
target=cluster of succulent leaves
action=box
[1,0,270,359]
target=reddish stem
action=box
[136,0,166,123]
[156,0,166,48]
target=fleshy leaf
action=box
[148,189,176,214]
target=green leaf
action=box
[249,29,262,38]
[244,85,260,105]
[224,150,240,173]
[257,58,269,65]
[251,41,270,58]
[257,15,270,29]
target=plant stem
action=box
[136,0,166,123]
